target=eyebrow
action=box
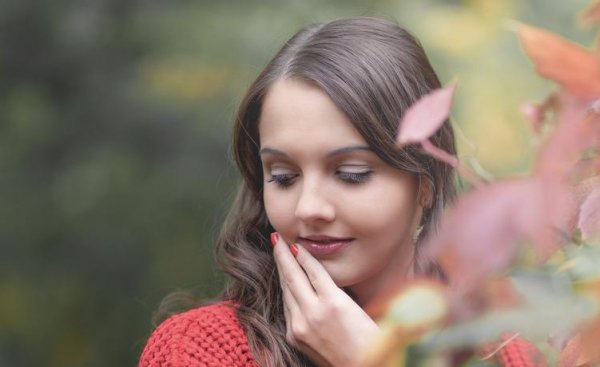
[259,145,372,157]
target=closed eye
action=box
[267,173,298,188]
[337,170,372,184]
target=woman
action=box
[139,17,456,366]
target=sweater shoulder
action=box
[139,302,258,367]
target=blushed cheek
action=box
[264,193,276,226]
[264,191,290,234]
[352,195,417,238]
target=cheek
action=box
[347,184,418,235]
[264,188,295,232]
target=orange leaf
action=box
[579,317,600,365]
[573,278,600,365]
[559,334,582,367]
[517,24,600,99]
[365,278,446,319]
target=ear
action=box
[417,176,434,209]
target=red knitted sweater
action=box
[139,303,258,367]
[139,302,545,367]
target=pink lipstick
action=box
[297,235,353,257]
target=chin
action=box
[320,258,375,289]
[324,267,362,288]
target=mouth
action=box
[297,235,354,257]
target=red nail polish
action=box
[270,232,279,247]
[290,244,299,257]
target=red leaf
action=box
[578,186,600,240]
[517,24,600,99]
[396,83,456,145]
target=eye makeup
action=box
[267,173,298,188]
[337,170,372,184]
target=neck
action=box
[348,247,415,311]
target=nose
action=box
[294,180,335,224]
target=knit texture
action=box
[139,302,543,366]
[139,302,259,367]
[493,335,548,367]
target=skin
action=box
[259,78,427,366]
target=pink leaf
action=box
[535,92,600,177]
[520,102,546,132]
[581,0,600,25]
[425,177,575,289]
[579,186,600,240]
[396,82,456,145]
[420,139,485,188]
[519,93,558,133]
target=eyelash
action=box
[266,170,372,188]
[267,173,298,188]
[337,170,372,184]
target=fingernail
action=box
[290,243,299,257]
[270,232,279,247]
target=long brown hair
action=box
[216,17,456,366]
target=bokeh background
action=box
[1,0,595,366]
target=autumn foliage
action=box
[366,2,600,366]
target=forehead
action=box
[258,79,367,149]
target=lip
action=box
[297,235,354,258]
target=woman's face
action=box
[259,79,424,306]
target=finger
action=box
[294,244,338,295]
[280,267,302,318]
[281,285,292,339]
[273,235,311,314]
[272,235,318,307]
[281,278,303,346]
[277,254,304,347]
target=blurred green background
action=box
[1,0,595,366]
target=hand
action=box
[271,233,381,367]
